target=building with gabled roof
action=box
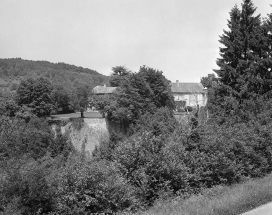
[171,81,207,107]
[91,81,206,110]
[88,85,117,112]
[92,85,117,95]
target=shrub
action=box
[112,132,191,206]
[0,115,71,160]
[10,82,19,91]
[131,107,177,137]
[50,156,138,214]
[171,121,272,189]
[70,118,84,130]
[0,157,55,215]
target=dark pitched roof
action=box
[171,82,204,93]
[92,86,117,94]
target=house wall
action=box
[173,93,206,107]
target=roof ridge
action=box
[171,82,204,93]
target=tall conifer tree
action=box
[215,4,241,92]
[257,7,272,96]
[215,0,262,100]
[208,0,272,121]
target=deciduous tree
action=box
[138,66,175,110]
[51,84,70,114]
[17,77,53,117]
[109,66,131,87]
[93,66,175,132]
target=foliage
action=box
[0,157,56,215]
[49,156,138,214]
[186,122,272,187]
[175,100,186,112]
[143,173,272,215]
[200,73,217,88]
[0,58,109,115]
[0,115,71,160]
[92,66,175,132]
[112,132,190,206]
[215,1,263,96]
[16,76,92,116]
[94,108,187,206]
[109,66,131,87]
[108,73,156,127]
[1,2,272,214]
[17,77,54,117]
[0,113,72,214]
[3,108,272,214]
[138,66,175,110]
[51,84,71,114]
[131,107,177,137]
[104,107,272,207]
[0,95,19,117]
[0,58,108,94]
[89,94,111,116]
[208,0,272,120]
[69,84,92,116]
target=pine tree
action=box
[215,4,242,92]
[257,7,272,97]
[208,1,272,121]
[215,0,262,100]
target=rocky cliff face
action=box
[52,118,109,156]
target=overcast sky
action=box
[0,0,271,82]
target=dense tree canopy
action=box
[16,76,94,117]
[138,66,175,110]
[109,66,131,87]
[0,58,109,105]
[51,84,70,114]
[200,73,217,88]
[92,66,175,131]
[69,84,91,117]
[17,77,54,117]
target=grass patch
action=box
[51,111,103,119]
[139,173,272,215]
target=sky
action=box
[0,0,271,82]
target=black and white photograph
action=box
[0,0,272,214]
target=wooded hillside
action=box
[0,58,109,96]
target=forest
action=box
[0,58,109,114]
[0,0,272,214]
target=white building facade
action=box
[171,81,207,107]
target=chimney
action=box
[176,80,179,84]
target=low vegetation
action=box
[142,173,272,215]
